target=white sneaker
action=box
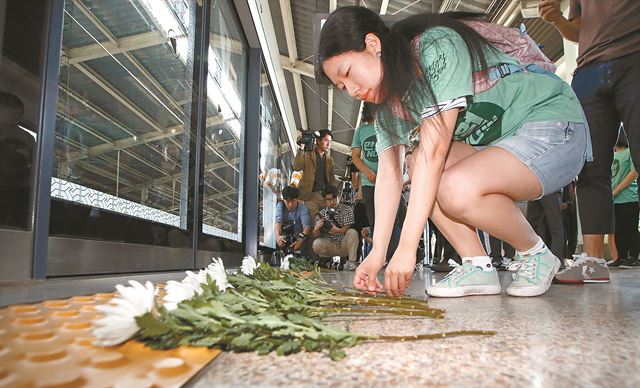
[506,246,560,297]
[427,260,501,298]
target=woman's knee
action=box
[437,171,480,216]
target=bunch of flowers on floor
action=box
[93,257,494,360]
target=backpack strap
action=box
[487,63,561,82]
[487,63,528,81]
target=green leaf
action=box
[276,340,301,356]
[230,333,255,351]
[329,348,346,361]
[136,313,172,337]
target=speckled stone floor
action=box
[2,268,638,387]
[189,268,640,387]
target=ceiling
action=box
[268,0,565,177]
[21,0,565,235]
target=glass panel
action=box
[258,62,291,249]
[202,0,247,241]
[53,0,195,231]
[0,0,45,231]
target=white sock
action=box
[517,237,545,256]
[463,256,493,271]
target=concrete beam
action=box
[280,0,308,129]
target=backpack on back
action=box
[463,20,557,74]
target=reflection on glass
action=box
[202,0,247,241]
[258,62,292,249]
[53,0,195,228]
[0,0,45,230]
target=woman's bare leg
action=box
[426,142,486,257]
[436,146,541,251]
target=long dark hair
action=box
[361,103,375,124]
[316,7,496,127]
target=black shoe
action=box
[620,257,639,269]
[607,259,622,268]
[430,257,456,272]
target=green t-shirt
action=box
[351,123,378,186]
[375,26,586,154]
[611,148,638,204]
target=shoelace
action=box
[442,260,469,281]
[507,258,537,279]
[567,256,593,268]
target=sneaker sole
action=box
[427,284,501,298]
[619,266,640,269]
[507,259,560,297]
[555,278,611,284]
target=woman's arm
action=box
[383,109,458,296]
[353,144,404,292]
[352,148,376,183]
[613,169,639,196]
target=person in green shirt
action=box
[316,6,591,297]
[351,103,406,260]
[610,132,639,267]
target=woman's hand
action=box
[354,250,385,292]
[384,248,416,296]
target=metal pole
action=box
[116,149,120,196]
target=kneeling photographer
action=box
[312,185,359,270]
[275,185,314,259]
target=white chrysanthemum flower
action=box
[183,269,207,289]
[162,270,211,311]
[281,254,292,270]
[206,257,234,292]
[241,256,258,275]
[93,280,156,346]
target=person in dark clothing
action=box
[527,191,565,259]
[540,0,640,280]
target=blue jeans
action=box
[492,121,589,198]
[571,51,640,234]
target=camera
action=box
[271,221,306,267]
[280,221,306,248]
[297,130,320,152]
[315,207,337,234]
[338,156,358,205]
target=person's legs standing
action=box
[539,191,565,259]
[572,62,622,258]
[527,199,545,242]
[613,52,640,176]
[362,186,375,228]
[616,202,640,264]
[612,53,640,264]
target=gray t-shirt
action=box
[570,0,640,68]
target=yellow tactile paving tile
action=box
[0,289,221,388]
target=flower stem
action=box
[374,330,496,341]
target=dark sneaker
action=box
[491,256,513,271]
[344,260,358,271]
[607,259,622,268]
[555,255,610,283]
[430,257,460,272]
[620,257,640,269]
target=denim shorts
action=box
[490,121,591,199]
